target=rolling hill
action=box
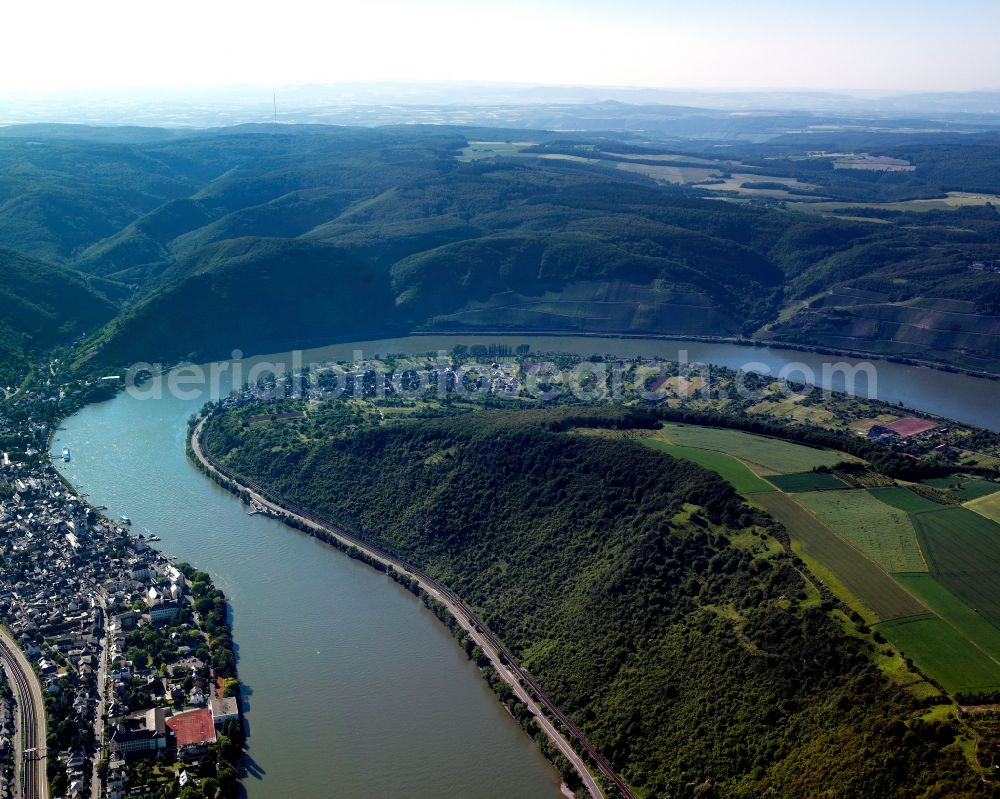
[0,123,998,373]
[200,403,999,798]
[0,247,120,386]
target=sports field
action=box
[915,508,1000,629]
[642,440,775,495]
[657,424,847,473]
[796,489,926,573]
[868,486,946,514]
[754,492,927,621]
[876,615,1000,695]
[767,471,847,493]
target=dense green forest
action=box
[202,404,1000,798]
[0,246,121,386]
[1,123,999,375]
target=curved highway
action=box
[192,416,636,799]
[0,628,49,799]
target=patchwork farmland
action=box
[876,615,1000,695]
[892,573,1000,665]
[643,420,1000,700]
[752,491,927,621]
[795,489,927,573]
[868,486,946,514]
[915,508,1000,630]
[926,476,1000,501]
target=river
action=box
[51,334,1000,799]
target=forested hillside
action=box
[202,404,999,798]
[0,247,120,386]
[1,123,999,372]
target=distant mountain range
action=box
[5,83,1000,129]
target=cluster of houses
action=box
[0,464,109,799]
[0,410,238,799]
[217,355,525,410]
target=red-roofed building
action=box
[884,416,937,437]
[166,708,216,760]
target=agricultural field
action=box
[641,440,774,496]
[656,423,847,473]
[787,191,1000,216]
[915,508,1000,629]
[614,161,719,185]
[868,486,947,514]
[926,476,1000,502]
[766,471,847,493]
[604,151,734,167]
[795,489,927,573]
[690,172,821,199]
[968,491,1000,525]
[644,422,1000,700]
[754,492,927,622]
[455,140,532,161]
[893,573,1000,664]
[876,615,1000,695]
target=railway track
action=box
[197,422,637,799]
[0,636,44,799]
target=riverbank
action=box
[1,356,245,799]
[44,331,1000,798]
[189,413,623,799]
[51,372,565,798]
[413,328,1000,381]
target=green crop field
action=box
[641,440,775,496]
[754,492,927,621]
[926,477,1000,502]
[796,489,927,573]
[869,486,947,514]
[892,573,1000,664]
[767,471,848,493]
[657,423,848,473]
[967,491,1000,525]
[915,508,1000,630]
[876,615,1000,695]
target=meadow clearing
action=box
[656,423,846,473]
[641,439,774,495]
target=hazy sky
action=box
[6,0,999,94]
